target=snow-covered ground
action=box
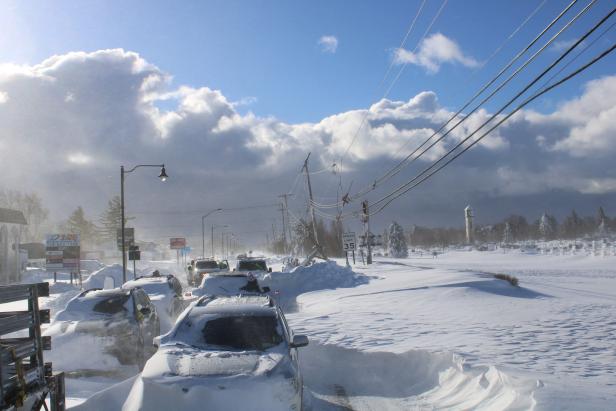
[287,251,616,410]
[6,251,615,409]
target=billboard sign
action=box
[170,237,187,249]
[45,234,80,270]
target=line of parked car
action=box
[46,256,309,410]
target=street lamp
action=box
[120,163,167,284]
[211,224,229,258]
[201,208,223,257]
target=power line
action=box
[347,0,589,204]
[337,0,436,169]
[368,13,616,216]
[369,41,616,216]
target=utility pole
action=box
[211,225,214,257]
[302,153,326,260]
[362,200,372,264]
[279,194,293,254]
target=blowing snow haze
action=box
[0,0,615,242]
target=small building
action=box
[0,207,28,284]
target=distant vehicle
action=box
[235,257,272,274]
[122,274,185,331]
[45,287,160,371]
[188,258,230,286]
[192,273,270,298]
[128,295,308,411]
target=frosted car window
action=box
[92,295,131,315]
[238,260,267,271]
[202,315,283,351]
[196,261,218,269]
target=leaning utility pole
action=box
[302,153,326,261]
[362,200,372,264]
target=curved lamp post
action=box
[120,164,167,283]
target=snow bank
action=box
[83,264,134,290]
[260,261,370,310]
[301,343,537,410]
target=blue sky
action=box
[3,0,614,123]
[1,0,616,241]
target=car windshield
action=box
[202,315,283,351]
[238,260,267,271]
[90,295,131,315]
[196,260,219,269]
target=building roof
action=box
[0,207,27,225]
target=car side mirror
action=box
[153,335,161,347]
[262,286,271,293]
[290,335,309,348]
[268,267,272,273]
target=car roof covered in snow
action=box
[78,287,131,300]
[191,295,275,316]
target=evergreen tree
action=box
[99,196,124,242]
[503,222,513,244]
[596,207,609,235]
[62,206,99,248]
[538,212,558,240]
[562,209,582,238]
[388,221,408,258]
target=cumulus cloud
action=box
[394,33,479,73]
[0,49,614,240]
[318,35,338,53]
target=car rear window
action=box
[196,260,219,269]
[238,260,267,271]
[202,315,282,351]
[91,294,131,315]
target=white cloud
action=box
[550,38,585,53]
[318,35,338,53]
[394,33,479,73]
[0,49,615,236]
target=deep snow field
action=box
[4,251,615,410]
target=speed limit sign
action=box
[342,232,356,251]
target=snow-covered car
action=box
[188,258,230,286]
[124,295,308,411]
[45,287,160,372]
[191,273,270,298]
[122,274,185,332]
[234,257,272,274]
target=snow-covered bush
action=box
[388,221,408,258]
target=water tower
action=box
[464,205,474,244]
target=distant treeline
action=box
[409,207,613,247]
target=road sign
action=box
[343,232,357,251]
[116,228,135,250]
[45,234,80,270]
[170,237,186,249]
[128,247,141,261]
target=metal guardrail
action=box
[0,282,65,411]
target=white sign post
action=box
[342,232,357,265]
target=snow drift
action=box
[260,261,370,311]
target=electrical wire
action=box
[369,29,616,216]
[313,0,583,209]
